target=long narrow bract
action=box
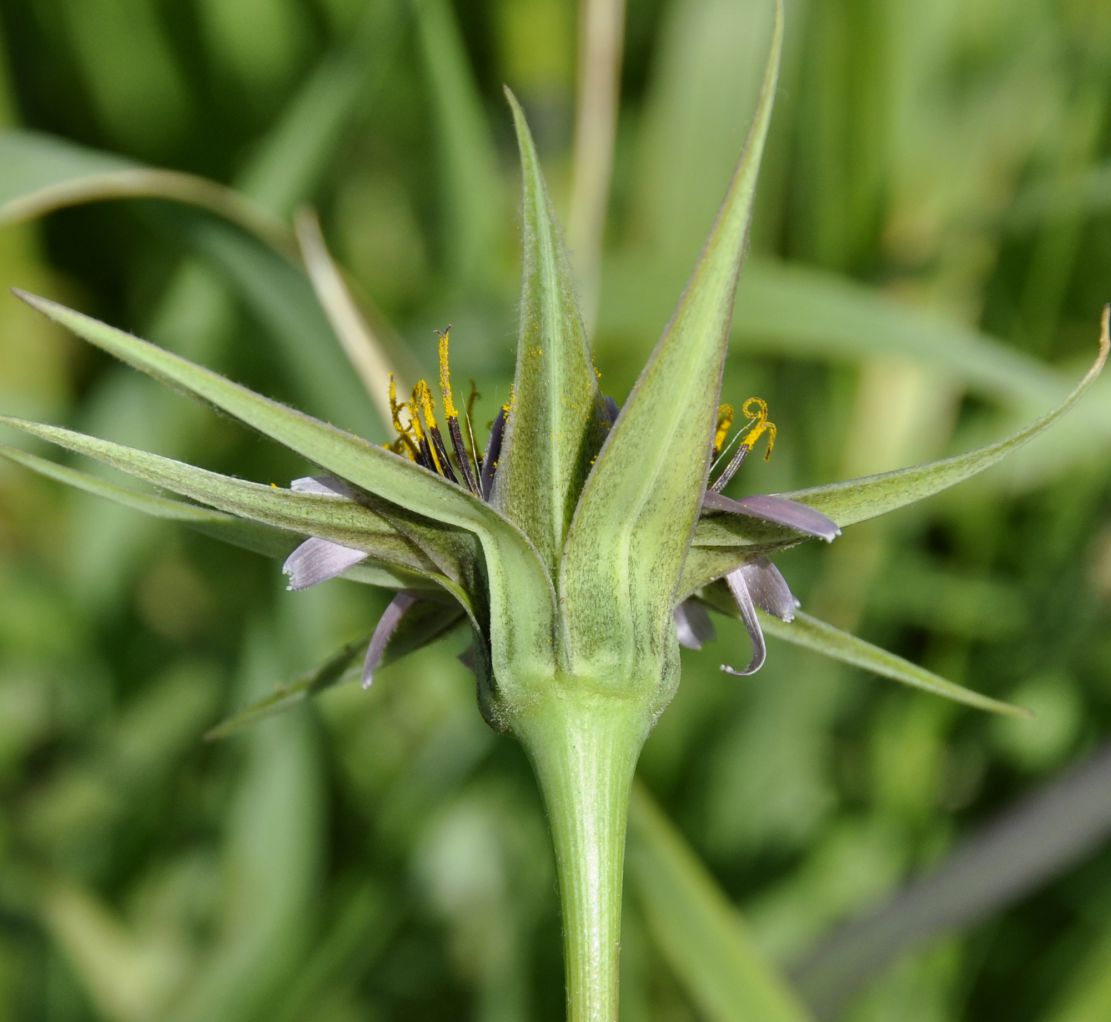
[13,291,558,681]
[559,0,784,677]
[497,90,608,574]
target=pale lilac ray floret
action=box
[283,476,371,591]
[671,393,839,674]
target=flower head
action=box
[283,324,842,688]
[1,1,1105,737]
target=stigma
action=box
[710,396,777,493]
[385,328,496,498]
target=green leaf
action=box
[0,131,291,254]
[627,784,812,1022]
[414,0,503,286]
[2,9,406,606]
[0,131,382,434]
[559,1,783,673]
[206,610,466,740]
[232,3,405,214]
[496,90,608,573]
[794,745,1111,1017]
[165,622,324,1022]
[361,503,482,601]
[780,309,1108,527]
[755,606,1029,717]
[600,256,1090,411]
[0,415,447,584]
[12,293,557,672]
[1,439,264,530]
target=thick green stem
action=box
[513,687,654,1022]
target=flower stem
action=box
[512,685,654,1022]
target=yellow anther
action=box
[713,403,734,455]
[413,380,445,473]
[405,385,426,444]
[389,373,408,432]
[739,396,777,461]
[388,437,416,461]
[388,373,419,457]
[414,380,437,429]
[437,327,458,419]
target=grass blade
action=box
[294,209,398,431]
[627,784,811,1022]
[414,0,503,286]
[793,744,1111,1017]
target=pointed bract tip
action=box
[11,288,59,317]
[502,84,522,114]
[1080,305,1109,388]
[503,86,529,132]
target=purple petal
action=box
[363,591,420,688]
[674,600,716,650]
[283,537,368,590]
[721,568,767,676]
[739,557,798,622]
[290,475,356,498]
[703,490,840,542]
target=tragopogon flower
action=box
[1,38,1104,733]
[3,5,1107,1015]
[282,332,841,687]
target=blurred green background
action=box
[1,1,1110,1019]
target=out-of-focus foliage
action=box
[1,1,1109,1019]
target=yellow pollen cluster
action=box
[708,393,778,493]
[438,329,458,419]
[384,328,488,495]
[388,374,419,460]
[713,403,735,456]
[738,396,776,461]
